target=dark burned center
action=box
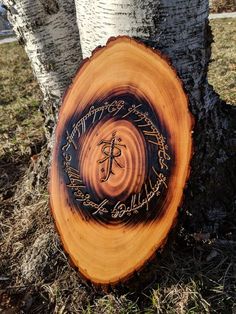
[58,93,173,225]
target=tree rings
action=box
[50,37,193,285]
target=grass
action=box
[0,42,44,161]
[0,19,235,314]
[211,0,236,13]
[208,19,236,104]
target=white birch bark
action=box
[75,0,157,59]
[3,0,82,103]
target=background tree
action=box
[1,0,235,311]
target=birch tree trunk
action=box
[3,0,82,137]
[75,0,235,236]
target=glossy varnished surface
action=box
[50,37,193,284]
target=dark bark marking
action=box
[16,26,26,46]
[40,0,60,15]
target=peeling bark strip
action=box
[50,37,193,285]
[3,0,82,103]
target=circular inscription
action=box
[59,94,172,224]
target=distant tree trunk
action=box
[4,0,235,263]
[75,0,235,236]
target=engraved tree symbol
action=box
[97,131,126,182]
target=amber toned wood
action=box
[49,36,193,285]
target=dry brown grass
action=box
[208,19,236,104]
[0,42,44,159]
[211,0,236,13]
[0,19,236,313]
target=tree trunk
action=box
[75,0,158,59]
[3,0,82,138]
[75,0,235,237]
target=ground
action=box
[0,19,235,313]
[211,0,236,13]
[208,19,236,103]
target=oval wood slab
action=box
[50,36,193,285]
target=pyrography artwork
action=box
[50,37,193,285]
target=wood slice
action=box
[49,36,193,285]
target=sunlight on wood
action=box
[50,36,193,285]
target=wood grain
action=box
[49,36,193,285]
